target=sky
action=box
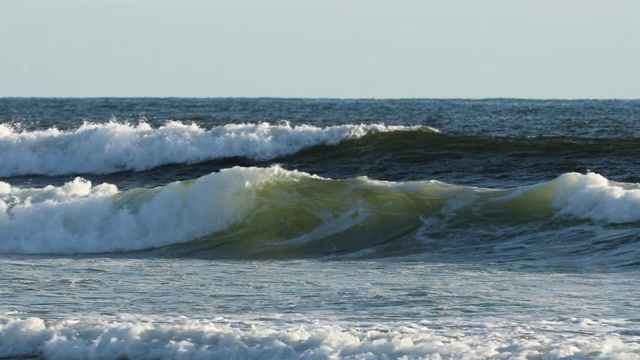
[0,0,638,99]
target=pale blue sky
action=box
[1,0,638,98]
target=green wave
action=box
[146,169,639,264]
[4,166,639,265]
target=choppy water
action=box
[1,98,640,359]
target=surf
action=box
[0,166,639,266]
[3,314,637,360]
[0,121,428,177]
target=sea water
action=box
[1,98,640,359]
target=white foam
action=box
[1,315,638,359]
[0,166,309,255]
[553,172,640,223]
[0,121,422,176]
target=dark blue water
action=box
[2,98,640,359]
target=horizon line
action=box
[1,96,638,101]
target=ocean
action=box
[1,98,640,359]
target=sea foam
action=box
[1,315,638,360]
[553,172,640,223]
[0,121,422,177]
[0,167,304,254]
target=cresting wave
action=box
[1,166,640,263]
[0,121,428,177]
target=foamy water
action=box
[2,259,639,359]
[3,98,640,359]
[3,316,638,359]
[0,121,424,176]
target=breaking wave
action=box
[0,121,428,177]
[1,166,640,265]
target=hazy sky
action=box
[1,0,638,98]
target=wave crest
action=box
[1,168,639,264]
[0,121,427,177]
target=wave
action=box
[1,167,639,265]
[3,120,639,186]
[2,315,637,360]
[294,131,640,168]
[0,121,428,177]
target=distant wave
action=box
[4,120,640,182]
[314,131,640,160]
[1,167,639,266]
[0,121,429,177]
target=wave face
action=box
[2,166,639,266]
[280,130,640,187]
[0,121,424,177]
